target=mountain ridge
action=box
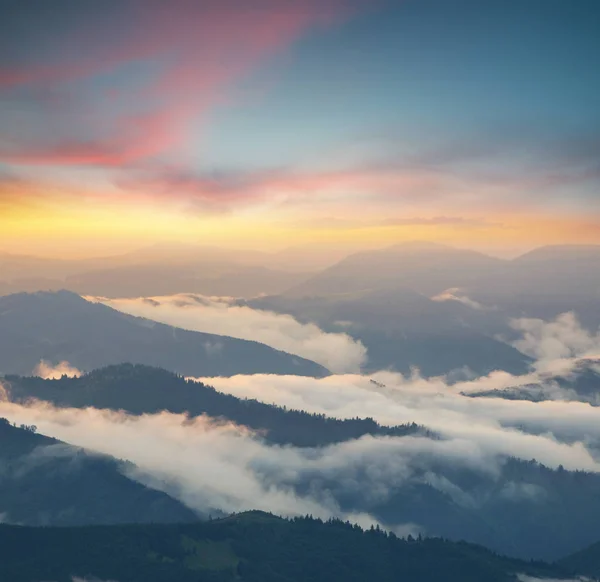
[4,363,426,447]
[0,290,329,377]
[0,417,198,526]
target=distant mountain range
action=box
[248,287,532,376]
[0,418,197,526]
[0,511,581,582]
[285,242,507,298]
[244,243,600,375]
[2,243,599,312]
[285,242,600,300]
[0,243,348,298]
[1,243,597,377]
[0,291,328,377]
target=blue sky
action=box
[0,0,598,256]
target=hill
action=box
[248,288,531,376]
[466,357,600,404]
[0,418,197,526]
[514,244,600,264]
[282,243,600,332]
[285,242,506,298]
[472,245,600,328]
[0,291,328,377]
[0,511,574,582]
[559,537,600,578]
[4,364,425,447]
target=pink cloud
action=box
[0,0,357,167]
[114,163,446,214]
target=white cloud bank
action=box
[0,398,417,535]
[2,358,600,548]
[511,312,600,364]
[91,294,367,374]
[198,360,600,473]
[2,311,599,550]
[4,332,600,535]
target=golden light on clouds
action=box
[2,190,598,259]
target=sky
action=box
[0,0,599,258]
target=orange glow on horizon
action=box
[2,193,599,260]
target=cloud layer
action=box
[93,294,367,373]
[200,359,600,472]
[2,311,600,558]
[4,351,600,536]
[511,312,600,364]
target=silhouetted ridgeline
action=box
[4,364,430,447]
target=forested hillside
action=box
[5,364,427,447]
[0,418,197,526]
[0,511,575,582]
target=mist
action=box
[2,309,600,559]
[91,294,367,373]
[4,354,600,537]
[0,398,414,533]
[199,359,600,470]
[510,312,600,364]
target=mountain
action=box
[0,511,574,582]
[467,245,600,326]
[8,365,600,559]
[63,263,311,298]
[285,243,600,303]
[0,246,318,298]
[466,356,600,404]
[0,291,328,377]
[357,457,600,560]
[559,537,600,578]
[248,288,531,376]
[120,242,348,273]
[514,244,600,265]
[285,242,507,298]
[4,364,426,447]
[0,418,197,526]
[283,243,600,329]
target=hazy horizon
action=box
[2,238,597,262]
[1,2,600,579]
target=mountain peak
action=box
[515,244,600,262]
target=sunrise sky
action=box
[1,0,599,258]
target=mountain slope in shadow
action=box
[0,511,573,582]
[0,418,197,526]
[0,291,329,377]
